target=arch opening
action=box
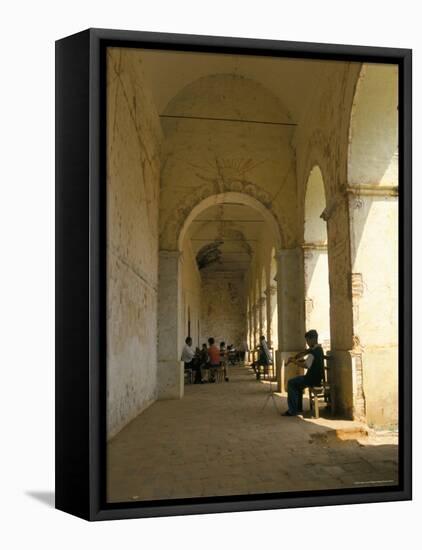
[304,165,331,350]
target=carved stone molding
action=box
[264,285,277,297]
[345,184,399,197]
[302,242,328,251]
[351,273,364,299]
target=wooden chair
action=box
[207,364,224,383]
[308,355,332,418]
[184,367,194,385]
[255,347,275,380]
[215,365,225,383]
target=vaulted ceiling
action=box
[137,48,334,126]
[187,203,265,274]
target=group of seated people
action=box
[181,337,240,384]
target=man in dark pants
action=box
[181,336,202,384]
[282,329,324,417]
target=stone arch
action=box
[177,192,283,253]
[348,64,398,187]
[159,72,296,252]
[304,165,328,245]
[303,165,331,349]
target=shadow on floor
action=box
[107,365,399,503]
[25,491,55,508]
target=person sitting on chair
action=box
[256,335,272,380]
[181,337,202,384]
[282,329,324,417]
[207,337,221,383]
[199,343,209,380]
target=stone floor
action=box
[107,365,399,503]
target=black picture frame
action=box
[55,28,412,521]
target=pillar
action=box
[265,285,277,347]
[274,247,306,391]
[258,296,267,340]
[253,303,260,350]
[347,185,399,428]
[324,193,356,420]
[157,251,184,400]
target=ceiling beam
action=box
[160,114,297,127]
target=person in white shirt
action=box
[181,337,202,383]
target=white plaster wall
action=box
[107,48,162,439]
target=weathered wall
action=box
[200,273,246,347]
[107,48,162,439]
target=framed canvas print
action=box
[55,28,412,521]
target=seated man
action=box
[282,329,324,417]
[208,337,221,382]
[255,335,272,380]
[199,343,209,379]
[181,336,202,384]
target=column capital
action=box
[264,285,277,297]
[302,242,327,252]
[343,183,399,198]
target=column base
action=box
[157,361,184,400]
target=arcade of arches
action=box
[107,48,398,448]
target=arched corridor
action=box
[106,48,399,500]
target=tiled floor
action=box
[107,365,398,503]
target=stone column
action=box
[274,247,305,391]
[253,303,260,350]
[264,285,277,347]
[347,185,399,427]
[247,303,253,361]
[320,193,354,419]
[157,251,184,400]
[258,296,267,341]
